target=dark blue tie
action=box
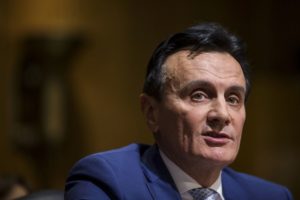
[189,188,222,200]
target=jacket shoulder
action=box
[68,143,149,175]
[222,167,293,200]
[65,143,151,199]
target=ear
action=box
[140,93,159,133]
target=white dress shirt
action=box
[159,150,225,200]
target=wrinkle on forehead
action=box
[190,52,243,79]
[163,51,245,92]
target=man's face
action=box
[153,51,246,167]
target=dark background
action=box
[0,0,299,198]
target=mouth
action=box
[201,131,232,145]
[202,131,230,138]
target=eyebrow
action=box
[227,85,246,95]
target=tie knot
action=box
[189,188,221,200]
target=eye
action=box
[190,91,208,102]
[227,95,240,105]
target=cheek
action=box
[231,108,246,131]
[157,107,182,136]
[231,112,245,149]
[183,109,207,132]
[236,113,246,134]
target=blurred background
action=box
[0,0,299,198]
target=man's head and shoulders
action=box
[65,22,293,199]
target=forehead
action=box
[163,51,246,89]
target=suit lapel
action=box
[141,144,181,200]
[222,168,249,200]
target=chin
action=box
[201,148,238,167]
[203,157,235,169]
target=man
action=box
[65,23,293,200]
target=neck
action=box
[182,161,222,187]
[162,149,223,187]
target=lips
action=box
[202,131,230,139]
[202,131,231,145]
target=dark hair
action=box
[143,22,251,101]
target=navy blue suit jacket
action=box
[65,143,293,199]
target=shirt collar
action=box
[159,150,224,199]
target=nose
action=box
[207,98,231,131]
